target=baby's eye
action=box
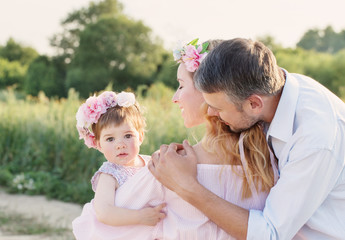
[178,85,183,90]
[106,137,114,142]
[125,134,132,139]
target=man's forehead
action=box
[202,91,228,104]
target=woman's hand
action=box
[148,140,198,195]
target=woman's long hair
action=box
[201,109,275,199]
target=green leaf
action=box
[188,38,199,46]
[200,42,209,54]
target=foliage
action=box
[48,0,169,98]
[154,52,179,89]
[275,47,345,96]
[50,0,124,63]
[0,38,38,90]
[0,38,38,66]
[0,84,204,204]
[66,15,166,97]
[24,56,67,98]
[297,26,345,54]
[0,58,27,89]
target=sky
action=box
[1,0,345,55]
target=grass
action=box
[0,208,73,239]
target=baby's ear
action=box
[139,131,144,145]
[96,140,103,152]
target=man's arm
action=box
[150,141,342,239]
[148,141,249,239]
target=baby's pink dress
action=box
[72,136,279,240]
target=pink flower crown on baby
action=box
[76,91,136,149]
[173,38,209,72]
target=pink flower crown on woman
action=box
[76,91,136,149]
[173,38,209,72]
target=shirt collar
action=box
[267,69,299,143]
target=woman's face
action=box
[172,64,205,128]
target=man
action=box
[148,38,345,239]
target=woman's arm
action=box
[94,173,165,226]
[149,141,249,239]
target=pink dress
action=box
[72,136,279,240]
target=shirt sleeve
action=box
[247,148,342,240]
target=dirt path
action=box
[0,189,82,239]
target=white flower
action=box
[116,92,136,107]
[173,49,182,61]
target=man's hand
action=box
[148,140,198,195]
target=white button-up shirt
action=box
[247,71,345,239]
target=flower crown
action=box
[76,91,136,149]
[173,38,209,72]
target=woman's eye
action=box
[106,137,114,142]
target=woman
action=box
[72,39,278,240]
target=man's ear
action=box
[246,94,264,114]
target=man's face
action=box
[203,91,259,133]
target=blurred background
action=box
[0,0,344,221]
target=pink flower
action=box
[83,96,107,124]
[84,133,97,149]
[99,91,117,108]
[181,45,207,72]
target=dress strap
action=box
[269,148,279,184]
[238,133,259,198]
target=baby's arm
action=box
[93,173,165,226]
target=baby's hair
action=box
[92,102,146,141]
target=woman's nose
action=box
[172,92,179,103]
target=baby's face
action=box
[97,122,143,167]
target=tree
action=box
[66,16,165,97]
[24,56,66,97]
[154,52,179,89]
[297,29,321,51]
[50,0,124,63]
[297,26,345,54]
[0,38,38,65]
[0,58,26,89]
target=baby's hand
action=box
[177,148,186,156]
[138,203,166,226]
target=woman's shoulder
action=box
[193,142,240,165]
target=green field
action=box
[0,84,204,204]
